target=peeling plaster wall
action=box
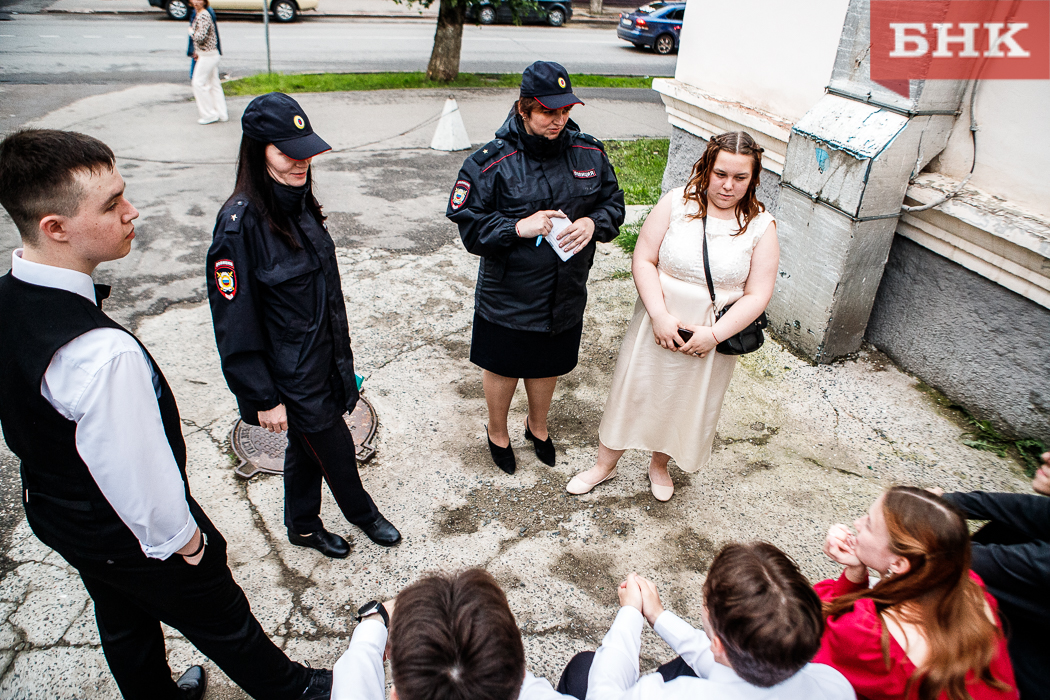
[867,236,1050,440]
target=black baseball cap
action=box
[241,92,331,161]
[519,61,584,110]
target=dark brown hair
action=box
[703,542,824,687]
[824,487,1011,700]
[388,569,526,700]
[0,129,115,244]
[683,131,765,235]
[228,135,325,250]
[515,97,544,119]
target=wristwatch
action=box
[354,600,389,627]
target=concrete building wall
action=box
[930,81,1050,220]
[867,236,1050,441]
[676,0,850,123]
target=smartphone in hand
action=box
[677,328,694,343]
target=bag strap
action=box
[701,214,717,307]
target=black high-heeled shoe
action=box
[524,417,556,467]
[486,427,517,475]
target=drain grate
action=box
[230,396,378,480]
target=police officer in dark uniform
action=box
[447,62,625,475]
[207,93,400,558]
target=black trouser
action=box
[62,527,310,700]
[284,419,379,535]
[972,523,1048,700]
[556,651,698,698]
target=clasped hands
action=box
[516,210,595,255]
[618,572,666,627]
[651,312,717,357]
[823,523,867,584]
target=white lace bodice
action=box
[658,187,774,298]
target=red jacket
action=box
[813,571,1018,700]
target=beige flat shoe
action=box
[649,471,674,502]
[566,467,617,495]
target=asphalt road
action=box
[0,15,677,83]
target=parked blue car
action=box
[616,2,684,55]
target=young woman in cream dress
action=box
[567,132,779,501]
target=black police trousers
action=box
[557,651,698,698]
[62,529,310,700]
[284,418,379,535]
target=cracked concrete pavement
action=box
[0,85,1033,698]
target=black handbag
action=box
[701,215,768,356]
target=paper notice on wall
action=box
[544,216,574,262]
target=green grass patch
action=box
[916,380,1046,476]
[604,138,668,255]
[223,72,654,96]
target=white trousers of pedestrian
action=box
[192,50,228,122]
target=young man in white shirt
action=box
[561,542,855,700]
[334,568,573,700]
[0,129,331,699]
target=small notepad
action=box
[543,216,575,262]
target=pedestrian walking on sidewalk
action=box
[207,93,401,559]
[0,129,332,700]
[188,0,228,125]
[446,61,625,476]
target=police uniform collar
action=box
[271,178,309,215]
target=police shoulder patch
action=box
[214,259,237,300]
[450,180,471,211]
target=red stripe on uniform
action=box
[482,150,520,173]
[572,145,602,152]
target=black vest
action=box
[0,272,205,560]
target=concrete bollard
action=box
[430,97,471,152]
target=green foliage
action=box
[602,138,669,255]
[605,138,669,206]
[961,414,1046,477]
[610,269,633,280]
[223,72,653,96]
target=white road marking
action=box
[39,34,59,38]
[125,35,146,38]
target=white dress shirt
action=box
[586,607,855,700]
[333,618,574,700]
[11,250,197,560]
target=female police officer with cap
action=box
[207,92,400,557]
[447,61,625,475]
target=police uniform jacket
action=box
[447,110,625,335]
[206,183,358,431]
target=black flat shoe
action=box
[288,529,351,559]
[524,418,556,467]
[299,668,333,700]
[486,427,517,475]
[358,514,402,547]
[176,665,207,700]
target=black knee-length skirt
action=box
[470,313,584,379]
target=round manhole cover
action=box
[230,396,378,479]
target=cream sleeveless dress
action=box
[598,188,775,472]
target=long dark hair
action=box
[824,487,1011,700]
[227,135,326,250]
[683,131,765,235]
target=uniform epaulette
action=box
[220,199,251,234]
[577,132,606,151]
[471,138,510,167]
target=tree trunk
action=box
[426,0,465,82]
[589,0,603,15]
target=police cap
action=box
[241,92,331,161]
[519,61,584,110]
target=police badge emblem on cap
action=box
[241,92,331,161]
